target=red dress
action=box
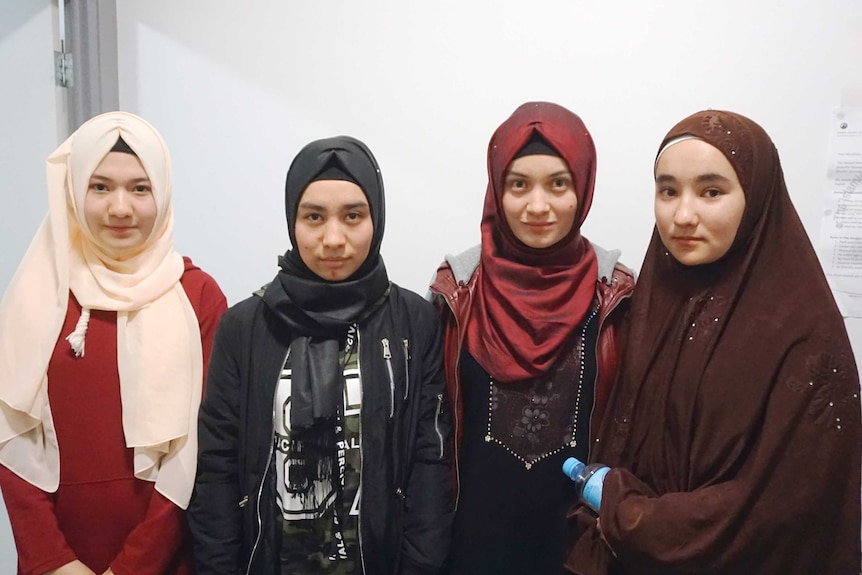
[0,258,226,575]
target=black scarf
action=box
[261,136,390,428]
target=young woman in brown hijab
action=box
[565,110,861,575]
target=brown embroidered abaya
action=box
[566,110,861,575]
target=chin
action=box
[317,269,352,282]
[524,235,565,250]
[673,254,717,267]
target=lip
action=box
[523,222,554,229]
[672,236,702,246]
[105,225,136,235]
[320,258,349,267]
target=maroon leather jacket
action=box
[428,244,634,498]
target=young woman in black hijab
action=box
[189,136,454,575]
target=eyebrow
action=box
[298,201,369,211]
[506,169,572,179]
[655,173,732,184]
[89,174,151,184]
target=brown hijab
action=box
[566,110,861,574]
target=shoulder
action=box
[609,262,635,288]
[386,285,443,357]
[180,256,223,293]
[428,245,480,299]
[179,256,227,314]
[215,294,267,335]
[443,245,481,285]
[390,283,438,319]
[224,293,266,320]
[388,284,442,337]
[590,242,635,288]
[590,243,635,318]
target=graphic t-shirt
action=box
[274,346,362,575]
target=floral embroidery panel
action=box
[486,306,597,466]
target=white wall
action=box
[110,0,862,307]
[0,1,67,290]
[0,0,67,567]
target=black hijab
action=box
[261,136,390,427]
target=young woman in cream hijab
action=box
[0,112,226,575]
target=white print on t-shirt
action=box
[274,361,362,520]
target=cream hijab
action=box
[0,112,202,509]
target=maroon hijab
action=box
[467,102,599,383]
[566,110,861,574]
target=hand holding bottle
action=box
[562,456,610,514]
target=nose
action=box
[673,194,698,227]
[322,220,346,249]
[524,188,550,217]
[107,189,133,218]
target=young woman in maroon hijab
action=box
[565,110,861,575]
[429,102,634,575]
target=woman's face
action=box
[501,154,578,249]
[293,179,374,281]
[84,151,157,260]
[654,139,746,266]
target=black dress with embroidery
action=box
[448,304,599,575]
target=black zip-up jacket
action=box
[188,284,454,575]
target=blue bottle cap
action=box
[562,456,586,480]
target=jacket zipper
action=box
[356,328,368,575]
[245,347,289,575]
[402,339,410,400]
[449,287,465,509]
[382,338,394,418]
[432,279,465,510]
[434,393,445,460]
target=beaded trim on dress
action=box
[484,305,599,469]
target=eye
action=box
[304,213,323,222]
[656,187,677,199]
[346,209,371,224]
[89,182,109,192]
[703,188,722,199]
[551,177,571,191]
[506,178,527,191]
[133,184,152,194]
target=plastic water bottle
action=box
[562,457,610,514]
